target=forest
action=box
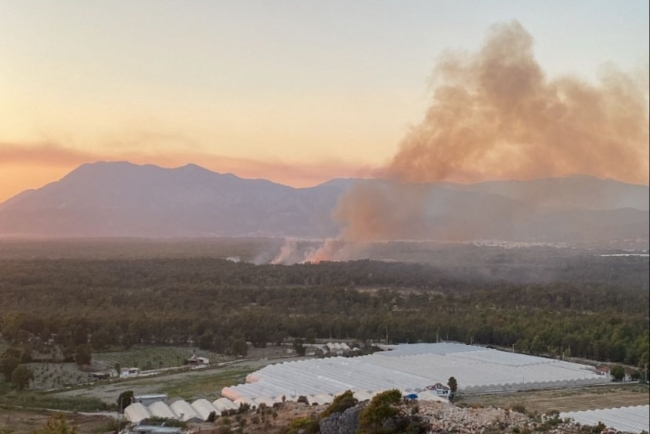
[0,245,648,369]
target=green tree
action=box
[293,339,306,357]
[117,390,134,412]
[305,329,317,345]
[33,413,77,434]
[74,344,92,366]
[0,348,21,381]
[114,362,121,376]
[11,364,34,390]
[230,339,248,357]
[610,364,626,382]
[90,329,110,352]
[447,376,458,401]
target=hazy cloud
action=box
[0,141,374,194]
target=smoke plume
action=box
[280,21,650,263]
[387,21,648,184]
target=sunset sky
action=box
[1,0,648,202]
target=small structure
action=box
[326,342,352,356]
[134,394,168,407]
[121,367,141,378]
[90,372,110,380]
[186,355,210,367]
[425,383,451,397]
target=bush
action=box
[11,365,34,390]
[610,364,625,382]
[321,390,358,418]
[357,389,402,434]
[281,417,319,434]
[33,414,77,434]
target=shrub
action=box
[321,390,358,418]
[357,389,402,434]
[610,365,625,382]
[11,365,34,390]
[281,417,319,434]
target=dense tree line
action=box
[0,257,647,368]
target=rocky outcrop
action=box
[318,405,361,434]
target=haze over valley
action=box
[0,161,647,253]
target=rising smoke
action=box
[274,21,649,264]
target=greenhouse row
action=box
[561,405,650,433]
[222,343,608,400]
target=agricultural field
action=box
[26,363,94,390]
[92,346,227,372]
[459,383,650,413]
[51,356,304,405]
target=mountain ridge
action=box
[1,161,647,245]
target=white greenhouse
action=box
[124,403,152,423]
[222,343,608,401]
[148,401,177,419]
[561,405,649,433]
[191,399,219,421]
[169,400,201,422]
[213,397,239,414]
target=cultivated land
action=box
[459,383,650,413]
[92,346,226,372]
[51,354,307,404]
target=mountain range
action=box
[0,161,648,246]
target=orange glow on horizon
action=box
[0,143,377,202]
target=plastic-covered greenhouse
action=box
[222,343,608,401]
[561,405,649,433]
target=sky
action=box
[0,0,648,202]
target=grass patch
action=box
[156,368,252,400]
[0,391,113,412]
